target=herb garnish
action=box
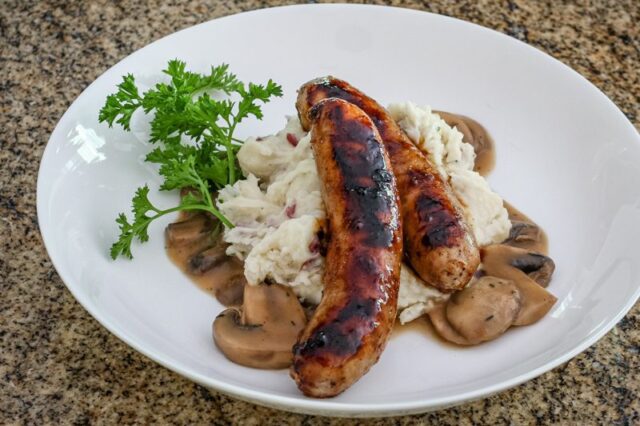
[99,59,282,259]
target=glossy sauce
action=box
[503,202,549,255]
[166,211,245,307]
[391,317,462,348]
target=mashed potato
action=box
[218,104,510,323]
[217,118,325,304]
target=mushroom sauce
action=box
[166,112,556,359]
[166,211,246,307]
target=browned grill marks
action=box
[407,170,463,248]
[294,297,378,362]
[317,102,398,248]
[291,98,402,397]
[296,76,479,293]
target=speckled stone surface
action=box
[1,0,638,424]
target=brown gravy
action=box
[166,211,245,307]
[436,111,496,176]
[502,202,549,255]
[392,317,433,338]
[391,317,462,348]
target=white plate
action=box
[37,4,640,417]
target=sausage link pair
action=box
[296,77,480,293]
[291,98,403,398]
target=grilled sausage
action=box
[290,98,402,398]
[296,77,479,292]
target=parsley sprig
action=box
[99,59,282,259]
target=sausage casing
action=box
[290,98,402,398]
[296,77,479,292]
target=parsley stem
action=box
[192,171,234,228]
[148,203,232,229]
[182,205,233,228]
[224,121,238,184]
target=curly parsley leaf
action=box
[98,75,142,130]
[100,59,282,259]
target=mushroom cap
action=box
[481,244,557,325]
[482,244,555,287]
[214,273,245,307]
[504,220,547,254]
[212,284,307,369]
[188,244,229,275]
[510,278,557,326]
[445,276,521,344]
[165,214,215,247]
[510,252,555,287]
[213,309,295,369]
[428,303,474,346]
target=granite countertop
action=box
[1,0,638,423]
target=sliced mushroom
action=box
[481,244,555,287]
[188,244,229,275]
[504,220,547,254]
[510,276,557,326]
[481,244,557,325]
[214,273,246,307]
[510,251,555,287]
[165,214,215,247]
[205,257,246,306]
[428,302,474,346]
[212,283,307,369]
[503,202,549,255]
[445,276,521,344]
[166,208,247,307]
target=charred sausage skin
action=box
[290,98,402,398]
[296,77,479,292]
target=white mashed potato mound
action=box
[243,215,324,304]
[388,102,511,246]
[218,118,325,304]
[219,104,510,323]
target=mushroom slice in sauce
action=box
[428,277,523,346]
[503,202,549,255]
[445,276,521,344]
[214,273,246,307]
[428,303,473,346]
[510,251,555,287]
[481,245,557,326]
[504,220,546,254]
[188,244,229,275]
[166,211,247,307]
[212,283,307,369]
[165,214,215,247]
